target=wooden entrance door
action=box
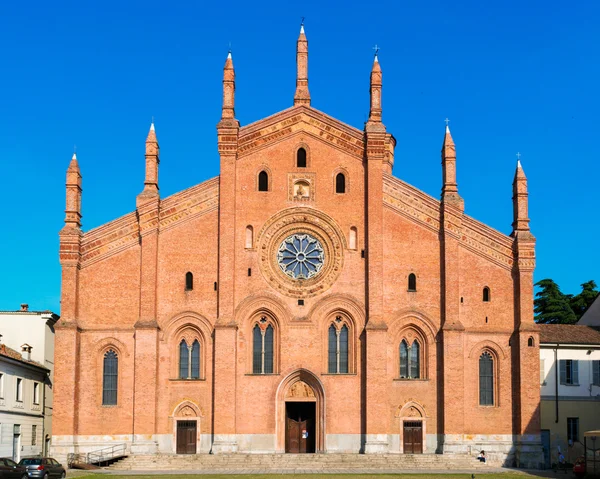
[403,421,423,454]
[286,417,308,453]
[176,420,197,454]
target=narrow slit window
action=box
[258,171,269,191]
[349,227,357,250]
[335,173,346,193]
[185,272,193,291]
[400,340,408,378]
[245,225,253,249]
[410,340,420,379]
[179,340,189,379]
[191,340,200,379]
[528,337,534,347]
[483,287,490,302]
[408,273,417,292]
[297,148,307,167]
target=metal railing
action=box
[67,444,127,467]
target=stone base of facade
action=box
[363,434,389,453]
[440,434,543,468]
[51,432,543,468]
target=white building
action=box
[539,324,600,467]
[0,305,58,455]
[0,343,49,461]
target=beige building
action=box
[0,304,58,454]
[539,324,600,467]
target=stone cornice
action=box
[383,174,517,271]
[79,177,219,268]
[238,106,366,161]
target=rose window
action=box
[277,234,325,280]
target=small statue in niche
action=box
[294,181,310,198]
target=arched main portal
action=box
[276,369,325,453]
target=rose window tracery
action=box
[277,234,325,280]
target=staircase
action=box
[107,453,500,473]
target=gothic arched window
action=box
[399,340,408,378]
[410,340,420,379]
[252,323,274,374]
[483,287,490,302]
[335,173,346,194]
[408,273,417,292]
[479,352,494,406]
[179,339,201,379]
[258,171,269,191]
[185,272,193,291]
[328,321,349,374]
[102,349,118,405]
[297,148,307,168]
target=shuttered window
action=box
[559,360,579,385]
[102,350,118,405]
[593,360,600,387]
[479,352,494,406]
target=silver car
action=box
[17,458,65,479]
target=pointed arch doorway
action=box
[277,369,325,453]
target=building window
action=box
[185,272,193,291]
[102,349,118,405]
[559,359,579,385]
[567,417,579,443]
[16,378,23,402]
[179,339,200,379]
[399,340,420,379]
[479,352,494,406]
[328,322,349,374]
[31,425,37,446]
[297,148,307,168]
[593,360,600,387]
[527,336,534,347]
[252,323,274,374]
[245,225,254,249]
[335,173,346,193]
[33,383,40,405]
[408,273,417,292]
[483,287,490,302]
[258,171,269,191]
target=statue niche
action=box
[293,180,310,199]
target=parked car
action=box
[0,458,28,479]
[17,459,65,479]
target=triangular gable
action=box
[238,105,366,160]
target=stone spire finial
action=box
[137,121,160,205]
[368,50,382,124]
[221,50,236,120]
[441,122,463,209]
[294,22,311,106]
[64,152,82,228]
[512,156,530,234]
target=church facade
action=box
[53,27,542,467]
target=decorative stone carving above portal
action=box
[286,380,315,399]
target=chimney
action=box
[21,344,32,361]
[20,304,28,312]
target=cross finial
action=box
[228,41,231,54]
[516,152,521,160]
[444,118,450,126]
[73,144,77,154]
[301,16,305,25]
[373,44,380,56]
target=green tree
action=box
[534,279,577,324]
[569,280,599,320]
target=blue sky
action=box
[1,0,598,313]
